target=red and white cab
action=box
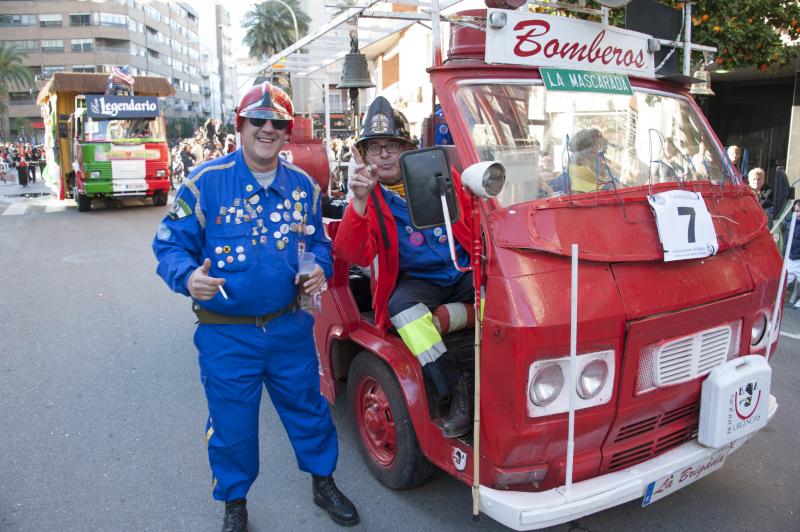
[313,5,781,530]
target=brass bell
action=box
[690,69,715,96]
[339,30,375,89]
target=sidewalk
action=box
[0,168,54,199]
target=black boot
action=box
[312,475,360,527]
[442,374,473,438]
[221,498,247,532]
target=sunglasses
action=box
[247,117,290,131]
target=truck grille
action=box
[609,423,698,471]
[111,160,146,180]
[637,321,741,394]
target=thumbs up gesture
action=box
[188,258,226,300]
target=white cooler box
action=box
[698,355,772,448]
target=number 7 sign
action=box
[648,190,719,262]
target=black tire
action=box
[75,187,90,212]
[347,351,435,490]
[153,190,168,206]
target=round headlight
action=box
[462,161,506,199]
[90,171,101,178]
[482,164,506,197]
[529,363,564,407]
[750,313,767,346]
[577,359,608,399]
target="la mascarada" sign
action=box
[485,9,655,78]
[87,95,160,119]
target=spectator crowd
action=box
[1,142,46,187]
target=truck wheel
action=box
[347,351,435,489]
[153,190,168,206]
[74,187,90,212]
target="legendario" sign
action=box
[87,95,160,119]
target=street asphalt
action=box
[0,190,798,532]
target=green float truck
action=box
[37,72,175,211]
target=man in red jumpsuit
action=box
[334,97,475,437]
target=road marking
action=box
[780,331,800,340]
[1,203,27,216]
[44,204,67,213]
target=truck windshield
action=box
[455,81,735,207]
[84,117,165,142]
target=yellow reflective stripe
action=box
[212,477,218,492]
[480,286,486,320]
[206,426,214,443]
[397,313,444,358]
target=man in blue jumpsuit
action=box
[152,82,359,531]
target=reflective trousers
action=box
[388,274,473,396]
[194,310,338,502]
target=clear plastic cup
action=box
[297,252,316,312]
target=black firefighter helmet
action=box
[355,96,417,154]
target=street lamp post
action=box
[266,0,299,42]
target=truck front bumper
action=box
[479,394,777,531]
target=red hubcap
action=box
[355,375,397,467]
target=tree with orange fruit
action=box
[679,0,800,71]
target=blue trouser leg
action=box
[196,323,265,501]
[194,311,338,502]
[262,311,338,476]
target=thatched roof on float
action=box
[37,72,175,104]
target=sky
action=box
[182,0,254,58]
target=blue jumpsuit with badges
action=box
[152,149,337,502]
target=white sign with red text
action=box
[642,448,728,506]
[485,10,655,78]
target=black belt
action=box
[192,301,297,326]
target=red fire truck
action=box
[312,4,783,529]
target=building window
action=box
[41,39,65,53]
[6,40,39,51]
[382,54,399,90]
[329,91,343,113]
[8,92,35,105]
[43,65,66,79]
[71,39,93,53]
[72,65,97,73]
[70,14,91,27]
[39,14,63,27]
[0,14,37,27]
[93,12,128,27]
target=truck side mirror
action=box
[400,146,459,230]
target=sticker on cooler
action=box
[648,190,719,262]
[642,448,728,507]
[698,355,772,448]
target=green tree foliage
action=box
[676,0,800,71]
[0,43,34,132]
[243,0,311,59]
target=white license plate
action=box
[642,448,728,506]
[124,183,146,191]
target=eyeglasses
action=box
[366,140,402,156]
[247,117,290,130]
